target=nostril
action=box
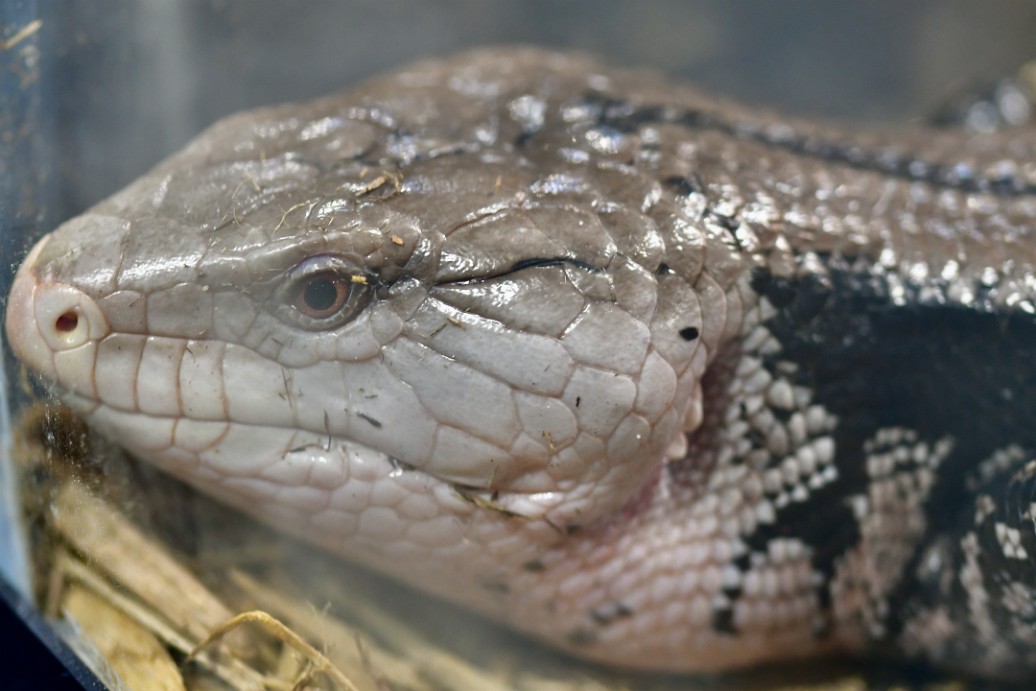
[31,283,109,351]
[55,309,80,333]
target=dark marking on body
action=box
[590,602,633,626]
[357,412,383,428]
[515,129,536,149]
[481,580,510,594]
[712,607,737,635]
[586,92,1036,197]
[545,517,581,536]
[749,268,798,309]
[566,628,597,646]
[744,426,765,447]
[679,326,700,341]
[707,210,740,233]
[662,174,705,197]
[742,258,1036,657]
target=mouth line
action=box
[56,387,509,498]
[54,382,387,442]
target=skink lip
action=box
[66,391,549,507]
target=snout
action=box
[6,235,110,394]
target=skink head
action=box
[5,50,727,633]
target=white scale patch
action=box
[831,427,953,644]
[687,288,842,633]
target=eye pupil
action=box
[305,277,339,310]
[279,256,372,330]
[296,273,347,317]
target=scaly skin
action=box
[7,49,1036,678]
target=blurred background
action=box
[6,0,1036,232]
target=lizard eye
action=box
[296,272,349,317]
[276,255,371,330]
